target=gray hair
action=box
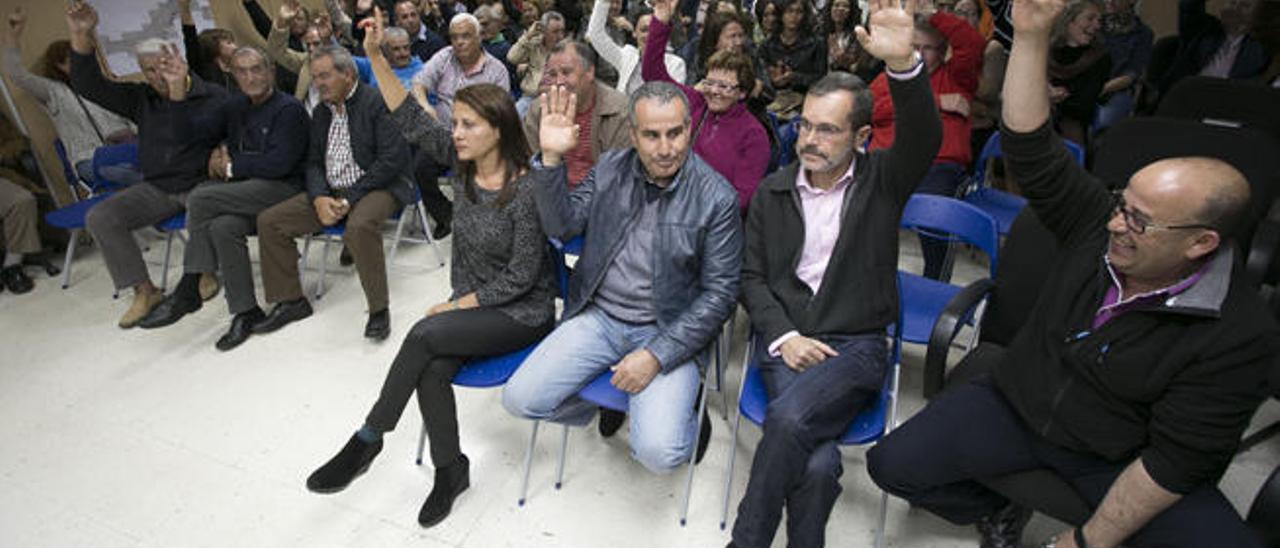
[382,26,411,55]
[807,71,873,128]
[474,4,497,19]
[549,40,596,71]
[310,44,358,77]
[628,81,690,127]
[450,13,482,34]
[541,10,565,27]
[134,38,170,60]
[231,46,271,70]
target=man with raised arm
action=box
[867,1,1279,547]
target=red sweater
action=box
[868,11,984,167]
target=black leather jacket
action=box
[531,148,743,371]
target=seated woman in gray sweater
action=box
[305,8,557,529]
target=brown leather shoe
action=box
[119,290,164,329]
[198,272,221,301]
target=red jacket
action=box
[868,11,984,167]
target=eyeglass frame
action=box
[796,118,850,140]
[1109,190,1217,235]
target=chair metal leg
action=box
[59,229,78,289]
[159,230,175,292]
[415,423,427,466]
[388,206,410,267]
[316,237,331,300]
[300,235,312,290]
[518,420,541,506]
[417,199,446,268]
[874,491,890,548]
[720,339,754,529]
[554,424,569,489]
[679,379,711,526]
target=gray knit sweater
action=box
[390,99,556,327]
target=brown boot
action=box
[119,289,163,328]
[198,272,221,301]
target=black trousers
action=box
[866,375,1262,548]
[364,307,552,467]
[912,162,968,281]
[412,146,453,226]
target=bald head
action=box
[1131,157,1251,239]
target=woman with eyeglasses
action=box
[643,0,770,214]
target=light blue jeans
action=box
[502,305,701,473]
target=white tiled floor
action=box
[1,227,1276,547]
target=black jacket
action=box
[70,51,227,194]
[305,82,414,207]
[740,69,941,345]
[216,90,310,189]
[995,121,1280,495]
[1159,0,1270,94]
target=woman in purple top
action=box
[643,0,770,215]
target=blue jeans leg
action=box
[623,335,701,474]
[502,306,629,426]
[732,333,888,548]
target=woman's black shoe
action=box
[418,454,470,527]
[306,433,383,494]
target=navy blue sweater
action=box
[214,90,310,189]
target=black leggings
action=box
[364,307,553,467]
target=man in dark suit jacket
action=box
[254,45,414,342]
[1157,0,1269,95]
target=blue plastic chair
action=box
[898,195,999,346]
[90,142,139,194]
[46,139,117,289]
[717,281,905,548]
[965,133,1085,235]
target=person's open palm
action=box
[855,0,916,64]
[361,6,385,54]
[538,85,579,162]
[65,1,99,34]
[651,0,676,24]
[1010,0,1066,35]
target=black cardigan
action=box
[740,68,941,344]
[304,82,415,207]
[995,121,1280,494]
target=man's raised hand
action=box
[1011,0,1066,37]
[855,0,918,72]
[538,85,579,167]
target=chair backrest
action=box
[1092,117,1280,252]
[1157,76,1280,140]
[90,142,139,192]
[972,132,1085,188]
[900,194,1000,277]
[979,208,1060,346]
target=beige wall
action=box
[0,0,323,205]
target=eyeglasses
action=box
[796,118,848,140]
[1110,191,1216,234]
[702,79,740,93]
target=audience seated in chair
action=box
[760,0,827,119]
[1093,0,1152,133]
[134,47,310,353]
[727,1,942,545]
[66,3,229,329]
[867,2,1280,547]
[308,12,556,528]
[521,41,631,188]
[587,0,687,97]
[501,80,741,474]
[0,177,39,294]
[868,5,983,280]
[644,0,769,215]
[508,10,567,115]
[1047,0,1108,146]
[253,45,414,342]
[1156,0,1269,97]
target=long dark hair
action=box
[698,12,749,70]
[34,40,72,85]
[821,0,860,38]
[454,84,530,209]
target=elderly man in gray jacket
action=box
[503,81,742,472]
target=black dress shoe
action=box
[252,298,313,334]
[216,309,265,351]
[431,217,452,240]
[364,308,390,341]
[418,453,470,527]
[306,433,383,494]
[599,408,626,437]
[976,503,1031,548]
[695,408,712,465]
[339,246,354,266]
[1,265,34,294]
[138,293,201,329]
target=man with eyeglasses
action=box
[727,1,942,546]
[868,1,1278,547]
[135,47,310,352]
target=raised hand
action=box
[7,7,26,38]
[651,0,676,24]
[854,0,917,71]
[158,43,189,101]
[538,85,579,166]
[1010,0,1066,37]
[360,6,385,55]
[356,0,374,13]
[65,1,99,36]
[279,0,301,23]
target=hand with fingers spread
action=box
[65,1,99,38]
[1011,0,1066,38]
[279,0,302,24]
[356,0,374,13]
[158,43,190,101]
[610,349,661,394]
[538,85,580,167]
[779,336,840,371]
[855,0,919,72]
[6,7,26,40]
[360,6,385,56]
